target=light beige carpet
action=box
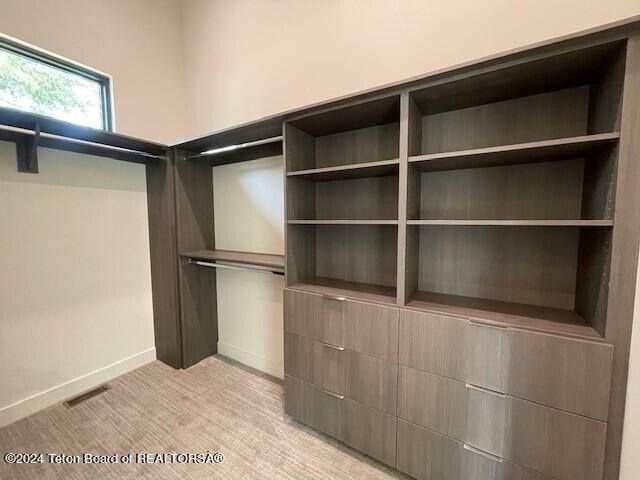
[0,356,408,479]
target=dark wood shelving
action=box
[0,105,167,172]
[0,106,167,154]
[180,249,284,269]
[407,220,614,226]
[406,290,602,340]
[289,219,398,225]
[408,133,619,172]
[289,277,397,305]
[287,158,399,181]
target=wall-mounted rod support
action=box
[0,123,163,172]
[16,121,40,173]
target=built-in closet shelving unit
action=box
[285,96,401,305]
[401,40,625,340]
[145,122,288,368]
[146,18,640,480]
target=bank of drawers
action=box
[284,288,399,466]
[398,309,613,480]
[397,366,607,480]
[283,289,615,480]
[399,310,613,421]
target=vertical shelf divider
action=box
[397,92,410,306]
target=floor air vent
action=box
[64,385,110,407]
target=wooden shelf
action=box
[409,133,619,172]
[180,250,284,269]
[0,105,166,171]
[289,277,397,305]
[407,220,613,226]
[289,220,398,225]
[406,291,602,340]
[287,158,399,181]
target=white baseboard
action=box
[0,348,156,428]
[217,342,283,379]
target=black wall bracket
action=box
[16,121,40,174]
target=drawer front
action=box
[345,351,397,414]
[397,366,504,457]
[464,321,509,392]
[396,419,462,480]
[398,365,605,479]
[284,289,344,345]
[397,365,466,440]
[399,310,466,378]
[400,309,613,419]
[344,300,399,361]
[506,329,613,421]
[467,322,613,420]
[285,288,399,360]
[284,288,324,339]
[284,374,315,426]
[285,333,396,413]
[504,397,606,480]
[463,445,555,480]
[343,398,396,467]
[285,376,395,466]
[397,420,554,480]
[284,332,316,384]
[284,375,343,439]
[285,333,345,394]
[317,341,345,395]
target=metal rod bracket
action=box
[17,121,40,173]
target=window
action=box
[0,36,112,130]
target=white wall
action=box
[180,0,640,138]
[620,263,640,478]
[0,142,155,426]
[0,0,187,142]
[0,0,186,427]
[212,156,284,378]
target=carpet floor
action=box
[0,356,408,479]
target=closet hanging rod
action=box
[186,136,283,160]
[0,124,163,159]
[188,259,284,275]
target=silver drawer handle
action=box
[322,342,345,351]
[464,383,505,398]
[463,444,503,463]
[468,319,508,330]
[323,294,345,302]
[321,389,345,400]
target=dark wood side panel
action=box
[174,149,218,368]
[146,152,182,368]
[604,34,640,480]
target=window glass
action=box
[0,42,110,129]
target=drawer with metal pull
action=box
[399,309,613,420]
[285,332,397,414]
[284,288,399,362]
[284,375,396,466]
[397,365,606,480]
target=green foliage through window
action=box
[0,44,108,129]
